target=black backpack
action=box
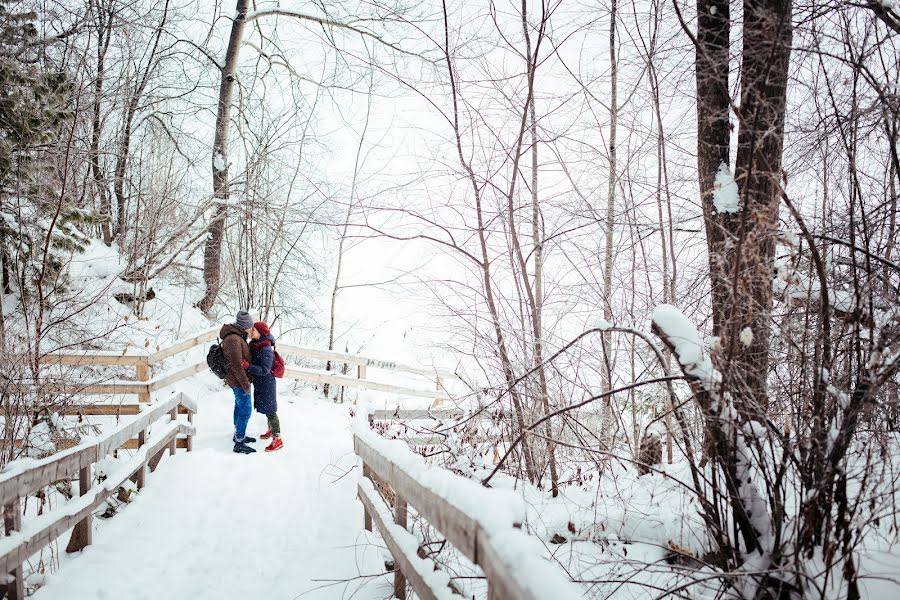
[207,333,240,379]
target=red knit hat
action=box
[253,321,271,337]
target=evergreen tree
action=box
[0,1,93,302]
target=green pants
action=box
[266,413,281,437]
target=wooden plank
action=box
[403,434,488,446]
[357,481,444,600]
[279,343,456,381]
[0,404,141,416]
[0,423,182,573]
[147,328,218,365]
[0,445,98,508]
[136,359,151,403]
[135,430,147,489]
[48,381,151,395]
[149,362,207,392]
[284,368,451,401]
[371,409,464,421]
[1,500,24,600]
[362,464,373,532]
[477,528,539,600]
[148,448,165,472]
[57,404,141,416]
[395,495,408,600]
[168,409,177,455]
[119,437,189,450]
[65,466,92,553]
[32,353,147,367]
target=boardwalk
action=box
[31,385,389,600]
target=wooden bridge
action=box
[0,329,579,600]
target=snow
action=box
[212,152,226,172]
[739,326,754,347]
[651,304,721,388]
[712,162,740,214]
[29,382,393,600]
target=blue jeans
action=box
[232,387,252,442]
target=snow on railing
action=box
[351,420,583,600]
[0,392,197,597]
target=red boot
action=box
[260,427,273,440]
[265,436,283,452]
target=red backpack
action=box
[272,348,285,378]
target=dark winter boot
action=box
[233,441,257,454]
[233,435,256,444]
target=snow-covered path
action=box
[33,380,390,600]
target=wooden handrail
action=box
[36,327,455,380]
[278,343,457,381]
[353,426,582,600]
[0,393,196,507]
[369,409,464,421]
[283,367,451,401]
[0,393,196,593]
[28,327,456,404]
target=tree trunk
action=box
[197,0,249,314]
[696,0,732,335]
[602,0,618,399]
[708,0,792,411]
[521,0,558,496]
[692,0,793,571]
[90,1,113,246]
[113,1,170,242]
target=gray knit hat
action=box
[235,310,254,330]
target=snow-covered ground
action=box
[30,376,393,600]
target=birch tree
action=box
[197,1,412,313]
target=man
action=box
[221,310,256,454]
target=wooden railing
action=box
[34,328,220,404]
[36,327,457,408]
[353,425,582,600]
[0,392,197,599]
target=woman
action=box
[242,321,283,452]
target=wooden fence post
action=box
[357,364,367,380]
[362,464,372,532]
[432,375,444,407]
[66,465,93,553]
[135,429,147,489]
[186,409,194,452]
[136,358,151,403]
[168,408,177,455]
[394,495,408,600]
[2,498,24,600]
